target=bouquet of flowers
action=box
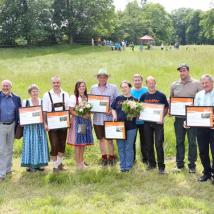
[122,100,143,121]
[75,101,93,116]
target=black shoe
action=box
[108,159,116,166]
[101,159,108,166]
[146,165,156,170]
[189,167,196,173]
[26,167,36,172]
[35,167,45,172]
[198,174,211,182]
[159,168,166,174]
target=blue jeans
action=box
[117,129,136,171]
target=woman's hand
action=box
[82,113,90,120]
[44,123,49,131]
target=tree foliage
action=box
[0,0,213,46]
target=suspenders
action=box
[48,92,65,112]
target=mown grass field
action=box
[0,45,214,214]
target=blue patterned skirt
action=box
[68,116,94,146]
[21,124,49,168]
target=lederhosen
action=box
[48,92,67,156]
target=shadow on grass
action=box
[0,44,110,59]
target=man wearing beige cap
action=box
[90,68,119,166]
[170,64,202,173]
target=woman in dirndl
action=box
[67,80,93,169]
[21,84,49,172]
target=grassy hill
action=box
[0,45,214,213]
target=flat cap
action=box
[177,64,189,71]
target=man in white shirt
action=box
[43,76,69,172]
[194,74,214,183]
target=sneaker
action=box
[198,174,211,182]
[189,167,196,173]
[171,166,184,173]
[159,168,166,174]
[58,163,66,171]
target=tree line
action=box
[0,0,213,47]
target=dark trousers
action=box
[144,122,165,169]
[174,117,197,169]
[133,124,148,162]
[197,128,214,176]
[48,128,67,156]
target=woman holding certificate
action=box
[111,81,137,172]
[68,80,93,170]
[21,84,49,172]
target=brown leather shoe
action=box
[58,163,67,171]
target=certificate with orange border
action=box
[139,103,165,123]
[88,95,110,113]
[186,106,214,127]
[47,111,70,130]
[104,121,126,140]
[170,97,194,116]
[19,106,43,125]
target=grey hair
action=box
[28,84,39,94]
[1,80,12,87]
[200,74,213,82]
[51,76,61,82]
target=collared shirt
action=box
[42,89,69,112]
[194,89,214,106]
[170,77,202,98]
[90,83,119,125]
[0,93,16,122]
[131,87,148,124]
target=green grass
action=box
[0,45,214,213]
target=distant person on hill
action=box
[130,42,135,51]
[90,69,119,166]
[131,74,148,163]
[0,80,21,182]
[140,76,169,174]
[194,74,214,183]
[43,76,69,172]
[161,43,164,50]
[21,84,49,172]
[170,64,202,173]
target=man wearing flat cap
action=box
[90,68,119,166]
[170,64,202,173]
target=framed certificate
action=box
[19,106,43,126]
[170,97,194,116]
[139,103,165,123]
[47,111,70,130]
[104,121,126,140]
[186,106,214,127]
[88,94,110,113]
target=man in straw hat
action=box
[90,68,119,166]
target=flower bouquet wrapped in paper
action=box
[122,100,143,121]
[75,101,93,117]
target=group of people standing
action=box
[0,65,213,186]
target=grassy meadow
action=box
[0,45,214,213]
